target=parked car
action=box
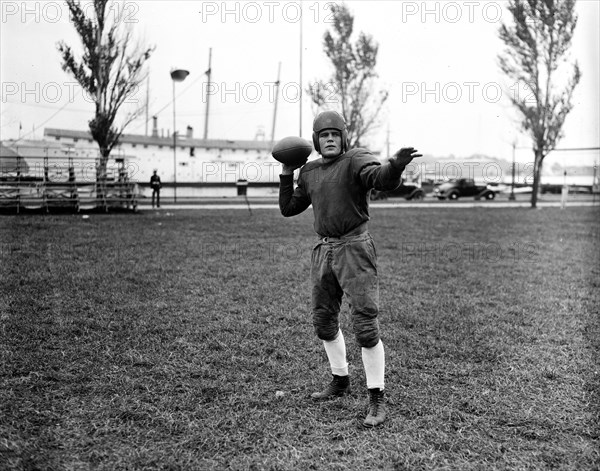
[432,178,496,200]
[370,181,426,201]
[540,184,593,194]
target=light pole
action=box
[509,141,516,201]
[170,68,189,203]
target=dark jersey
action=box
[150,175,161,189]
[279,148,404,237]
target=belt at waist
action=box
[317,222,368,243]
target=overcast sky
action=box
[1,0,598,166]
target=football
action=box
[271,136,312,167]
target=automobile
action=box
[489,183,533,194]
[432,178,496,200]
[540,184,593,194]
[370,181,426,201]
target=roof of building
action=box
[44,128,275,151]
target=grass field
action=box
[1,206,599,470]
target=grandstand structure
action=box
[0,139,138,213]
[1,120,286,210]
[0,120,283,211]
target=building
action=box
[42,120,289,186]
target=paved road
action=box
[142,200,599,210]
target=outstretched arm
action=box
[358,147,423,191]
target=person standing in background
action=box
[150,170,162,208]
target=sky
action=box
[1,0,599,167]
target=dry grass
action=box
[1,206,598,470]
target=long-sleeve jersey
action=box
[150,175,161,189]
[279,148,405,237]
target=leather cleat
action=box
[310,374,350,400]
[363,388,386,427]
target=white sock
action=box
[362,340,385,389]
[322,330,348,376]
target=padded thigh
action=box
[310,233,381,348]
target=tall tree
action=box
[307,3,388,148]
[498,0,581,208]
[57,0,154,182]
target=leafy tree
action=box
[307,3,388,148]
[498,0,581,208]
[57,0,154,182]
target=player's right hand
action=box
[281,163,303,175]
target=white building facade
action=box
[41,126,288,186]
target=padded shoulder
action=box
[344,148,369,159]
[299,159,324,174]
[347,148,377,160]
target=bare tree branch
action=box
[306,4,387,149]
[57,0,154,181]
[498,0,580,208]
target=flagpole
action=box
[145,74,150,136]
[299,3,303,137]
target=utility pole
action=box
[299,4,303,137]
[203,48,212,140]
[509,141,516,200]
[271,62,281,147]
[145,74,150,136]
[386,125,390,159]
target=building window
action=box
[190,147,195,157]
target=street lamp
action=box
[509,141,516,201]
[170,68,189,203]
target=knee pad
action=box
[314,323,339,342]
[355,321,380,348]
[313,307,340,342]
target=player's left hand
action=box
[391,147,422,168]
